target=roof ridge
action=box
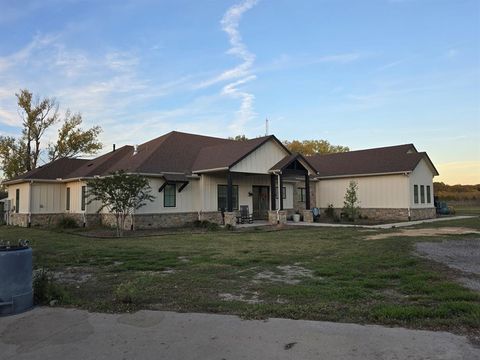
[307,143,415,158]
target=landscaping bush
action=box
[324,204,335,218]
[33,268,69,305]
[57,216,78,229]
[193,220,220,231]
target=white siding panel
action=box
[409,159,435,208]
[7,183,31,213]
[31,183,65,213]
[136,177,201,214]
[316,174,409,209]
[230,139,289,174]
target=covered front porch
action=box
[198,153,316,226]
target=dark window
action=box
[164,183,176,207]
[217,185,239,211]
[275,186,286,199]
[66,187,71,210]
[414,185,418,204]
[81,186,86,211]
[15,188,20,213]
[420,185,425,204]
[427,185,431,204]
[299,188,306,202]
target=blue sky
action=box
[0,0,479,184]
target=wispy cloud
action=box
[195,0,259,133]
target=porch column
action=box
[305,173,311,210]
[279,174,284,211]
[227,171,233,212]
[270,174,276,210]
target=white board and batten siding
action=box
[409,159,435,209]
[230,139,288,174]
[30,183,66,213]
[316,174,410,209]
[134,177,201,214]
[7,182,31,213]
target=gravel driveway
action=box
[415,239,480,291]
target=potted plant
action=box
[293,210,301,223]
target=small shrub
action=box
[115,280,136,304]
[33,268,69,305]
[225,223,235,231]
[193,220,219,231]
[324,204,335,218]
[58,216,78,229]
[333,214,341,223]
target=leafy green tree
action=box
[228,134,249,141]
[48,111,102,161]
[0,89,102,181]
[86,171,155,237]
[343,180,360,221]
[284,139,349,156]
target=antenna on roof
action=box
[265,118,269,136]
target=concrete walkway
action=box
[0,308,478,360]
[286,215,476,229]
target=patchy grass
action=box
[1,218,479,338]
[455,206,480,216]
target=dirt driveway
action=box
[366,227,480,240]
[415,239,480,291]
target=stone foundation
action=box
[8,213,29,227]
[318,207,436,222]
[268,210,287,224]
[224,211,239,226]
[101,212,203,230]
[302,210,313,223]
[198,211,223,224]
[410,208,436,221]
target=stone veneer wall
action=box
[9,213,29,227]
[8,211,225,229]
[318,207,436,221]
[410,208,436,221]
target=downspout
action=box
[28,180,33,227]
[81,179,86,227]
[272,170,282,223]
[404,172,411,221]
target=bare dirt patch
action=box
[366,227,480,240]
[253,265,316,285]
[219,291,263,304]
[415,239,480,291]
[49,267,94,285]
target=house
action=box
[2,131,438,228]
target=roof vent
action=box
[133,144,138,156]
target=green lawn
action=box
[455,206,480,216]
[1,218,479,337]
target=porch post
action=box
[279,174,284,211]
[270,174,276,210]
[227,171,233,212]
[305,173,311,210]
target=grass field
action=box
[454,206,480,216]
[1,217,479,337]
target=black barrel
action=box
[0,245,33,316]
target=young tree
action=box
[343,180,360,221]
[0,89,102,181]
[86,171,155,237]
[284,139,349,156]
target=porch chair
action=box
[237,205,254,224]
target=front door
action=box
[252,186,269,220]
